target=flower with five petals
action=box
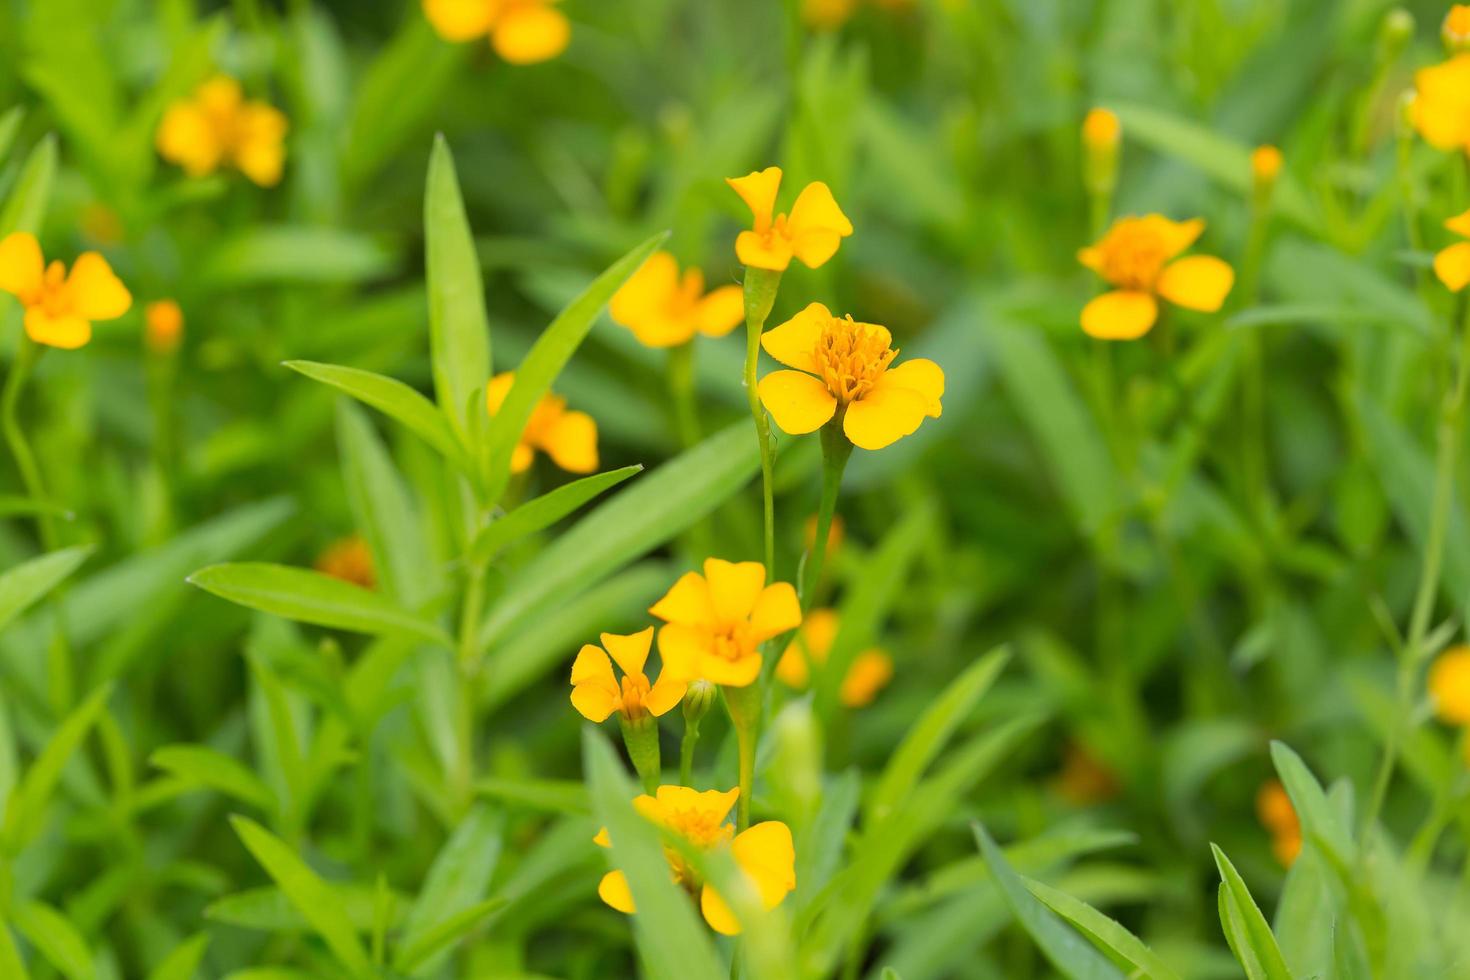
[726,167,852,271]
[0,233,131,349]
[1078,215,1234,340]
[650,559,801,687]
[570,627,686,723]
[485,371,598,475]
[609,251,744,348]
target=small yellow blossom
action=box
[1251,145,1283,184]
[1054,742,1119,805]
[1446,5,1470,50]
[1434,210,1470,292]
[485,371,598,475]
[1256,779,1300,868]
[608,252,744,348]
[1082,108,1120,150]
[803,0,858,29]
[775,608,893,708]
[756,303,943,450]
[594,785,795,935]
[1078,215,1235,340]
[145,300,184,355]
[0,233,131,350]
[650,558,801,687]
[1412,54,1470,153]
[1429,646,1470,724]
[157,77,288,187]
[803,512,844,557]
[726,167,853,271]
[315,535,376,589]
[422,0,570,64]
[570,627,686,723]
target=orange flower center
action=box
[617,673,651,719]
[814,315,896,403]
[659,805,735,889]
[710,622,754,663]
[21,261,72,316]
[1095,227,1173,291]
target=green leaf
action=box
[1025,878,1183,980]
[972,824,1126,980]
[398,804,504,977]
[284,361,465,466]
[467,464,642,565]
[0,134,56,237]
[2,683,111,851]
[12,902,91,980]
[201,226,394,286]
[476,777,589,814]
[1211,844,1295,980]
[425,135,492,449]
[149,744,275,812]
[0,545,91,634]
[0,496,75,520]
[583,728,724,980]
[188,563,451,647]
[0,108,23,166]
[482,230,667,503]
[1268,741,1354,868]
[229,815,372,976]
[145,933,211,980]
[393,896,506,974]
[0,920,30,980]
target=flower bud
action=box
[1396,88,1419,142]
[1379,8,1414,59]
[765,697,823,819]
[145,300,184,355]
[1250,145,1282,199]
[682,678,715,727]
[1081,108,1120,197]
[1445,5,1470,52]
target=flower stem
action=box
[678,716,700,787]
[2,338,56,550]
[801,417,852,608]
[668,342,701,449]
[452,531,489,816]
[723,683,761,831]
[742,268,782,575]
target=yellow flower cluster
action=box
[157,77,288,187]
[422,0,570,64]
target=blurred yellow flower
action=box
[422,0,570,64]
[1081,108,1120,150]
[1255,779,1300,868]
[756,303,943,450]
[570,627,686,723]
[1054,742,1119,805]
[775,608,893,707]
[1429,646,1470,724]
[1251,145,1283,184]
[1412,54,1470,153]
[726,167,853,271]
[157,77,287,187]
[486,371,598,474]
[0,233,131,350]
[593,785,795,935]
[315,534,376,589]
[650,558,801,687]
[145,299,184,355]
[1434,210,1470,292]
[1445,5,1470,50]
[803,0,858,29]
[803,511,844,557]
[1078,215,1234,340]
[609,251,744,348]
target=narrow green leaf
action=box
[145,933,211,980]
[1025,878,1183,980]
[393,896,506,973]
[0,108,23,165]
[13,901,91,980]
[399,804,504,977]
[0,134,57,236]
[1210,844,1295,980]
[0,496,75,520]
[476,777,589,814]
[201,226,393,285]
[189,563,451,647]
[2,683,111,851]
[1268,741,1354,868]
[285,361,465,465]
[0,545,92,634]
[230,815,372,975]
[468,464,642,565]
[149,744,275,812]
[0,920,30,980]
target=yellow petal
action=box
[1413,57,1470,150]
[698,649,762,687]
[492,5,571,64]
[749,582,801,642]
[598,870,636,914]
[734,229,792,271]
[1430,648,1470,724]
[628,314,696,348]
[644,675,687,716]
[510,442,536,473]
[704,558,767,624]
[570,683,617,722]
[542,409,598,473]
[791,230,845,270]
[1080,290,1158,340]
[1156,255,1234,312]
[727,167,783,229]
[761,303,831,372]
[656,623,708,681]
[800,608,839,658]
[1143,214,1205,259]
[422,0,496,40]
[610,251,678,328]
[732,820,797,908]
[0,233,43,298]
[570,643,617,689]
[758,370,838,436]
[840,650,893,707]
[234,106,288,187]
[1448,208,1470,239]
[1436,241,1470,292]
[600,627,653,677]
[842,384,928,450]
[23,309,91,350]
[156,103,224,177]
[700,884,742,936]
[650,571,715,627]
[788,181,853,237]
[876,358,943,417]
[693,284,745,338]
[593,826,611,847]
[64,253,131,321]
[658,785,738,823]
[485,372,515,414]
[774,645,810,688]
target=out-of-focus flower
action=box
[570,627,686,723]
[775,608,893,707]
[0,233,131,350]
[1251,145,1283,186]
[1081,108,1121,198]
[650,558,801,687]
[1430,646,1470,724]
[609,252,744,348]
[422,0,570,64]
[316,535,376,589]
[1082,108,1120,150]
[803,0,858,29]
[1445,5,1470,51]
[727,167,852,271]
[593,785,795,935]
[757,302,943,450]
[1078,215,1234,340]
[1054,742,1120,805]
[803,512,845,557]
[145,300,184,355]
[1412,54,1470,153]
[157,77,288,187]
[1434,210,1470,292]
[1256,779,1301,868]
[486,371,598,474]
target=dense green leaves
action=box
[284,361,465,465]
[0,544,90,633]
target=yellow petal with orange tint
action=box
[493,4,571,64]
[732,820,797,908]
[0,232,43,298]
[1448,208,1470,239]
[840,650,894,707]
[650,570,715,627]
[570,683,617,722]
[1436,241,1470,292]
[542,409,598,473]
[877,358,944,417]
[644,675,687,716]
[570,644,617,690]
[758,370,837,435]
[65,253,132,321]
[1156,255,1234,312]
[735,229,793,271]
[727,167,783,229]
[611,251,678,328]
[693,284,745,337]
[600,627,653,677]
[697,649,762,687]
[1080,290,1157,340]
[749,582,801,642]
[842,384,928,450]
[788,181,853,237]
[761,303,830,372]
[700,884,742,935]
[656,623,708,681]
[422,0,496,40]
[24,309,91,350]
[598,870,636,914]
[704,558,767,624]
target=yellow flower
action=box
[650,559,801,687]
[594,785,796,935]
[422,0,570,64]
[1434,210,1470,292]
[726,167,853,271]
[570,627,687,723]
[1081,108,1120,150]
[1255,779,1300,868]
[315,535,376,589]
[803,512,844,557]
[1446,5,1470,51]
[756,303,943,450]
[608,252,744,348]
[802,0,858,29]
[1412,54,1470,153]
[145,299,184,355]
[0,233,131,350]
[485,371,598,475]
[775,608,893,708]
[1078,215,1235,340]
[1251,145,1283,184]
[1429,646,1470,724]
[157,77,288,187]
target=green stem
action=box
[724,683,761,831]
[801,417,852,608]
[678,717,699,787]
[451,539,489,816]
[2,338,54,549]
[668,342,701,449]
[742,268,783,575]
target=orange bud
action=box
[145,300,184,355]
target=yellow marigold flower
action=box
[1251,145,1283,184]
[803,0,858,29]
[157,76,288,187]
[1434,210,1470,292]
[726,167,853,271]
[608,251,744,348]
[315,535,376,589]
[650,558,801,687]
[1412,54,1470,153]
[422,0,570,64]
[1429,646,1470,724]
[593,785,796,935]
[1255,779,1297,837]
[570,627,686,723]
[1054,742,1119,805]
[756,303,943,450]
[1271,830,1302,868]
[775,608,893,708]
[1446,5,1470,50]
[0,233,131,350]
[145,299,184,355]
[485,371,598,475]
[1078,215,1234,340]
[1082,108,1120,150]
